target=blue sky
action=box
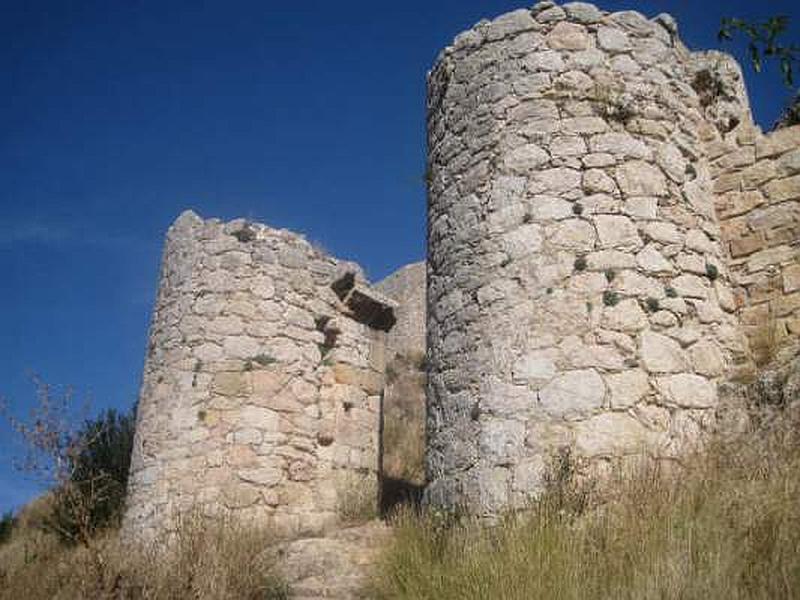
[1,0,798,513]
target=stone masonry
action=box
[375,261,427,358]
[124,0,800,539]
[424,2,796,515]
[713,123,800,366]
[123,211,401,540]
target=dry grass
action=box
[0,510,288,599]
[336,471,379,524]
[369,407,800,600]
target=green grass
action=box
[369,412,800,600]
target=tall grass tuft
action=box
[0,510,288,600]
[369,407,800,600]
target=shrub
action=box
[46,408,135,544]
[1,381,136,547]
[0,512,14,545]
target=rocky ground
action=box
[278,521,391,599]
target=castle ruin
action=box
[123,1,800,537]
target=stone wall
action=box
[375,261,427,358]
[713,124,800,366]
[123,0,800,535]
[122,211,395,540]
[425,2,754,515]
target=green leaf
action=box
[750,43,762,73]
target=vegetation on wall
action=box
[719,16,800,128]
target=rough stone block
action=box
[546,21,590,50]
[655,374,716,408]
[606,370,650,408]
[689,340,725,377]
[538,369,606,419]
[763,175,800,202]
[595,215,642,250]
[756,125,800,159]
[616,160,668,197]
[212,372,250,397]
[333,364,384,395]
[640,331,687,373]
[574,413,651,457]
[729,235,763,258]
[783,264,800,293]
[563,2,603,23]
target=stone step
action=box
[279,521,391,600]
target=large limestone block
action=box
[333,364,384,395]
[656,374,716,408]
[479,419,526,465]
[603,298,648,332]
[546,21,590,50]
[574,413,652,458]
[690,340,726,377]
[513,350,558,387]
[550,219,597,251]
[563,2,603,23]
[595,215,643,251]
[606,370,650,408]
[538,369,605,419]
[615,161,668,197]
[212,372,251,397]
[640,331,688,373]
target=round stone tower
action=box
[123,211,395,539]
[425,3,751,514]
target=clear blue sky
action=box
[1,0,798,513]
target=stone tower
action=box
[123,1,800,537]
[123,211,398,539]
[424,2,762,514]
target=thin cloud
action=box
[0,221,149,249]
[0,223,72,246]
